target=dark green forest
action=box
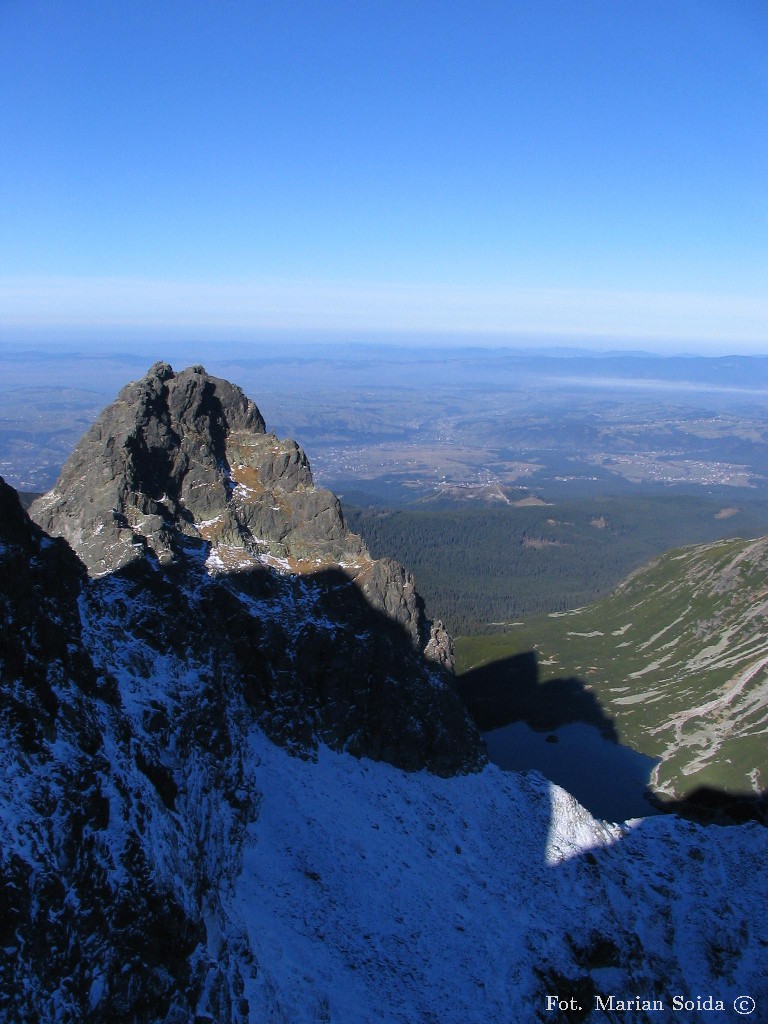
[346,495,768,635]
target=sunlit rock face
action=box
[29,360,360,574]
[30,361,453,666]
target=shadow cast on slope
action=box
[93,547,485,778]
[456,651,661,821]
[533,786,768,1024]
[455,648,768,827]
[456,650,618,738]
[650,786,768,827]
[5,476,768,1024]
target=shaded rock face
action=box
[25,363,478,775]
[0,477,255,1024]
[30,361,358,573]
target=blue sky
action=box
[0,0,766,352]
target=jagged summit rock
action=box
[27,363,472,772]
[30,360,363,576]
[30,361,452,671]
[30,362,452,670]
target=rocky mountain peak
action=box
[30,361,363,575]
[30,362,451,668]
[4,362,768,1020]
[26,363,466,769]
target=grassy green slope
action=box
[456,536,768,799]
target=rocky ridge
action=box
[4,466,768,1022]
[1,476,256,1021]
[1,362,484,1022]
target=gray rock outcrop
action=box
[30,361,454,669]
[28,363,472,768]
[30,361,364,574]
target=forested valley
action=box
[347,494,768,635]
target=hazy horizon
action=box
[3,321,768,363]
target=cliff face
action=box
[30,360,352,573]
[1,476,252,1022]
[2,365,483,1022]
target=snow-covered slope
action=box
[233,733,768,1024]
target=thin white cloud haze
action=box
[2,276,766,352]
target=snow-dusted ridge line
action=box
[2,491,767,1022]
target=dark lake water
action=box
[484,721,660,823]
